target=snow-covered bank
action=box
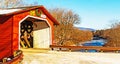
[22,50,120,64]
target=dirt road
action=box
[22,49,120,64]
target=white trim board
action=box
[18,15,52,49]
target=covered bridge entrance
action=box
[20,16,51,48]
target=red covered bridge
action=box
[0,6,59,62]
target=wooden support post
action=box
[24,31,31,48]
[20,40,26,48]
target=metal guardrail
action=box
[50,45,120,52]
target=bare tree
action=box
[94,21,120,47]
[0,0,25,8]
[49,8,80,25]
[106,22,120,47]
[49,8,92,45]
[49,8,79,45]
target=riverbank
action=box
[22,49,120,64]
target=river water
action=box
[82,37,107,46]
[79,37,107,52]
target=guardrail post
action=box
[100,50,103,52]
[59,48,61,51]
[51,48,54,50]
[116,51,119,53]
[69,48,72,52]
[85,49,88,52]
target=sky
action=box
[26,0,120,30]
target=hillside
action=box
[77,27,96,31]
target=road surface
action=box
[22,49,120,64]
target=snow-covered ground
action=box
[22,50,120,64]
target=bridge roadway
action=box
[21,48,120,64]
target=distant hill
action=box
[77,27,96,31]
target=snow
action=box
[0,9,21,14]
[22,49,120,64]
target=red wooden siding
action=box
[0,15,13,60]
[13,12,29,51]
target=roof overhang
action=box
[0,5,59,25]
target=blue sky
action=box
[26,0,120,29]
